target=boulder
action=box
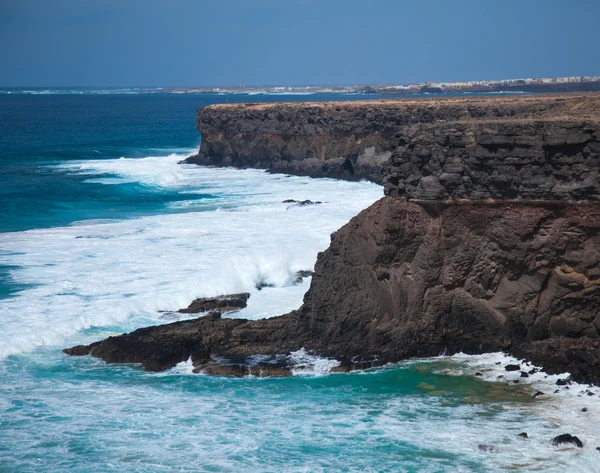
[551,434,583,448]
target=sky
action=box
[0,0,599,87]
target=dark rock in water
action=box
[178,293,250,315]
[294,270,314,284]
[596,447,600,451]
[282,199,322,206]
[556,378,571,386]
[551,434,583,448]
[520,371,529,378]
[528,368,538,375]
[505,365,521,372]
[255,281,275,291]
[533,391,545,398]
[474,372,483,376]
[63,311,306,372]
[512,380,520,384]
[478,444,499,453]
[582,407,588,412]
[518,432,529,439]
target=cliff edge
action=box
[68,93,600,384]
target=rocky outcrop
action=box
[67,94,600,383]
[177,292,249,315]
[64,313,302,372]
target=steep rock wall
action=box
[186,95,600,183]
[297,199,600,383]
[385,120,600,201]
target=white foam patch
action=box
[427,352,600,472]
[0,154,382,359]
[160,357,196,376]
[289,348,341,376]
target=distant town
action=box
[165,75,600,96]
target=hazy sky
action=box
[1,0,599,87]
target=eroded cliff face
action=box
[298,199,600,382]
[69,94,600,383]
[186,101,400,181]
[186,95,600,183]
[385,120,600,201]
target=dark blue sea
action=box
[0,89,595,473]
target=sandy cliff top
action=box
[204,93,600,122]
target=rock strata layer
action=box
[68,94,600,383]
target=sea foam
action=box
[0,154,382,359]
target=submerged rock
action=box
[282,199,322,206]
[255,281,275,291]
[478,444,499,453]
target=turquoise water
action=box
[0,91,597,472]
[0,351,540,473]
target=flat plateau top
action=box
[204,92,600,122]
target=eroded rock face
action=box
[296,199,600,383]
[66,94,600,382]
[186,95,600,183]
[384,120,600,201]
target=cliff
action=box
[185,94,600,183]
[68,93,600,384]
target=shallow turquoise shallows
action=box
[0,90,596,473]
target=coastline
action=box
[2,91,599,470]
[67,92,600,388]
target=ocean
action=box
[0,89,597,473]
